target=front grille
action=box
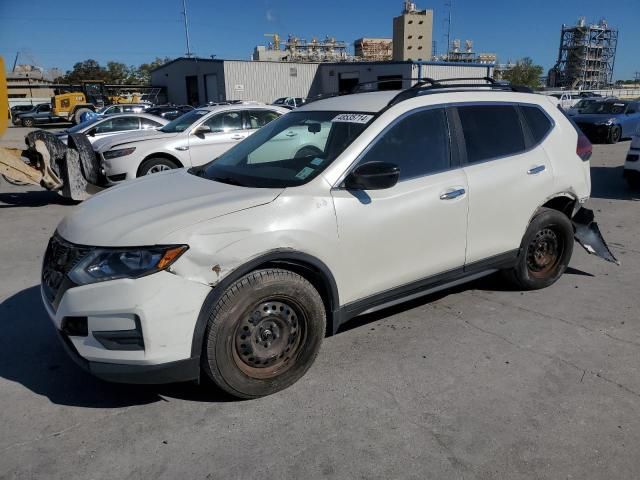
[42,235,91,307]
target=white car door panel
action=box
[331,107,468,304]
[457,104,556,264]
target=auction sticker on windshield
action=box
[332,113,374,124]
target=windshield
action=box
[574,99,596,109]
[198,111,372,188]
[160,109,209,133]
[581,102,628,115]
[66,116,101,133]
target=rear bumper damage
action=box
[572,207,620,265]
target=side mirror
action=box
[87,129,96,136]
[344,161,400,190]
[194,125,212,135]
[308,123,321,134]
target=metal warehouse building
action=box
[151,57,494,105]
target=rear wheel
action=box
[201,269,326,399]
[504,208,574,290]
[607,125,622,144]
[73,108,92,124]
[21,118,34,127]
[138,157,179,176]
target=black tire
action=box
[504,208,574,290]
[73,108,92,125]
[625,173,640,190]
[21,117,34,127]
[607,125,622,144]
[201,268,326,399]
[138,157,179,176]
[294,145,323,159]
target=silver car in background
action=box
[53,113,168,145]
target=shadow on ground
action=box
[0,286,235,407]
[590,165,640,201]
[0,189,78,208]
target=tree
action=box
[55,57,172,85]
[105,61,135,84]
[501,57,544,89]
[135,57,172,84]
[61,59,108,83]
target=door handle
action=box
[439,188,466,200]
[231,134,246,140]
[527,165,546,175]
[285,132,297,137]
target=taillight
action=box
[577,132,592,161]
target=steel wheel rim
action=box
[232,299,306,379]
[526,227,563,278]
[147,164,171,174]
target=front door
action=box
[188,110,247,166]
[331,107,469,304]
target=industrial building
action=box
[354,38,393,61]
[151,57,493,105]
[392,2,433,61]
[548,17,618,89]
[253,34,351,63]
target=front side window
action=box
[204,111,243,133]
[141,118,163,129]
[199,111,370,188]
[38,104,51,112]
[355,108,450,181]
[457,105,525,163]
[247,110,281,129]
[95,116,140,133]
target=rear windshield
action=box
[581,102,628,115]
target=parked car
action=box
[565,97,616,116]
[272,97,306,110]
[145,105,194,121]
[96,104,150,116]
[573,100,640,143]
[53,113,168,145]
[10,104,37,117]
[93,104,288,184]
[42,81,615,398]
[13,103,63,127]
[623,127,640,188]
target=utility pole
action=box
[182,0,193,58]
[444,0,452,59]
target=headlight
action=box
[69,245,188,285]
[604,119,615,126]
[103,147,136,159]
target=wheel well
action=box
[540,195,576,218]
[252,259,337,336]
[137,153,184,176]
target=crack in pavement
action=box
[433,303,640,402]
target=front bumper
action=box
[42,267,211,384]
[572,207,620,265]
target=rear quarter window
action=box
[521,106,553,144]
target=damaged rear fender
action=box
[572,207,620,265]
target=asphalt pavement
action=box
[1,127,639,479]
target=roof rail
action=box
[388,77,533,106]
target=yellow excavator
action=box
[52,80,111,124]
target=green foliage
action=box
[56,57,172,85]
[501,57,544,89]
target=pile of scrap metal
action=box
[0,131,104,201]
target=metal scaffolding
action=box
[550,17,618,89]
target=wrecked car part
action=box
[0,130,104,201]
[572,207,620,265]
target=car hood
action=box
[573,113,619,124]
[92,129,179,152]
[57,169,283,246]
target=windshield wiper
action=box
[211,176,246,187]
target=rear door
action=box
[455,103,556,265]
[331,107,469,304]
[187,110,246,166]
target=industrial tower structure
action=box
[549,17,618,89]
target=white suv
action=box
[93,104,289,184]
[42,79,616,398]
[623,127,640,188]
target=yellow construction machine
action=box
[52,80,111,124]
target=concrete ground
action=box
[1,126,639,479]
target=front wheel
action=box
[607,125,622,144]
[138,157,179,176]
[503,208,574,290]
[201,269,326,399]
[21,118,34,127]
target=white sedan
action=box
[54,113,168,145]
[93,104,291,184]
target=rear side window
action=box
[521,106,553,144]
[457,105,525,164]
[358,108,450,181]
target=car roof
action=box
[195,103,289,114]
[93,113,169,123]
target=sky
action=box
[0,0,638,80]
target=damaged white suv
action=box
[42,79,617,398]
